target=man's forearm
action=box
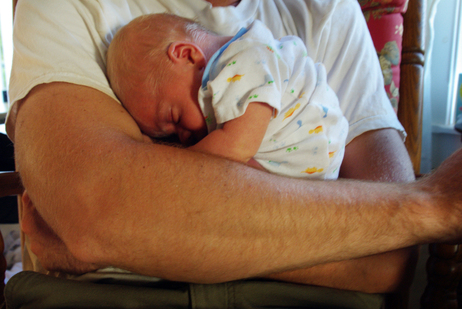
[265,247,419,293]
[263,128,419,293]
[14,83,460,283]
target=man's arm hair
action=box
[14,82,462,283]
[264,129,419,293]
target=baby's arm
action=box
[189,102,273,163]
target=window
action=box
[453,3,462,127]
[429,0,462,128]
[0,0,13,124]
[421,0,462,172]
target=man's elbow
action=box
[56,182,117,266]
[366,246,420,294]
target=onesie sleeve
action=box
[206,40,289,126]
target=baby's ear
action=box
[167,42,206,67]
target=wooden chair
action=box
[0,171,22,305]
[0,0,456,308]
[398,0,425,175]
[399,2,462,309]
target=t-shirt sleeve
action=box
[287,0,405,144]
[207,44,287,126]
[6,0,119,140]
[324,0,405,144]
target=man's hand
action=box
[21,191,102,274]
[416,148,462,244]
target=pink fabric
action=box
[360,0,408,14]
[360,0,409,112]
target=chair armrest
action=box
[421,244,462,309]
[0,172,24,197]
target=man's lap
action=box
[4,271,384,309]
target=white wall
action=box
[422,0,462,172]
[430,0,460,125]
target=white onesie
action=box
[199,21,348,179]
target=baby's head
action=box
[107,14,212,144]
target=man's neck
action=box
[202,35,234,62]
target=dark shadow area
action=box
[0,132,17,224]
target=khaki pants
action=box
[4,271,384,309]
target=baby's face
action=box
[129,85,207,146]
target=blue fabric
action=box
[201,27,249,89]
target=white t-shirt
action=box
[7,0,405,279]
[6,0,404,145]
[199,20,349,179]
